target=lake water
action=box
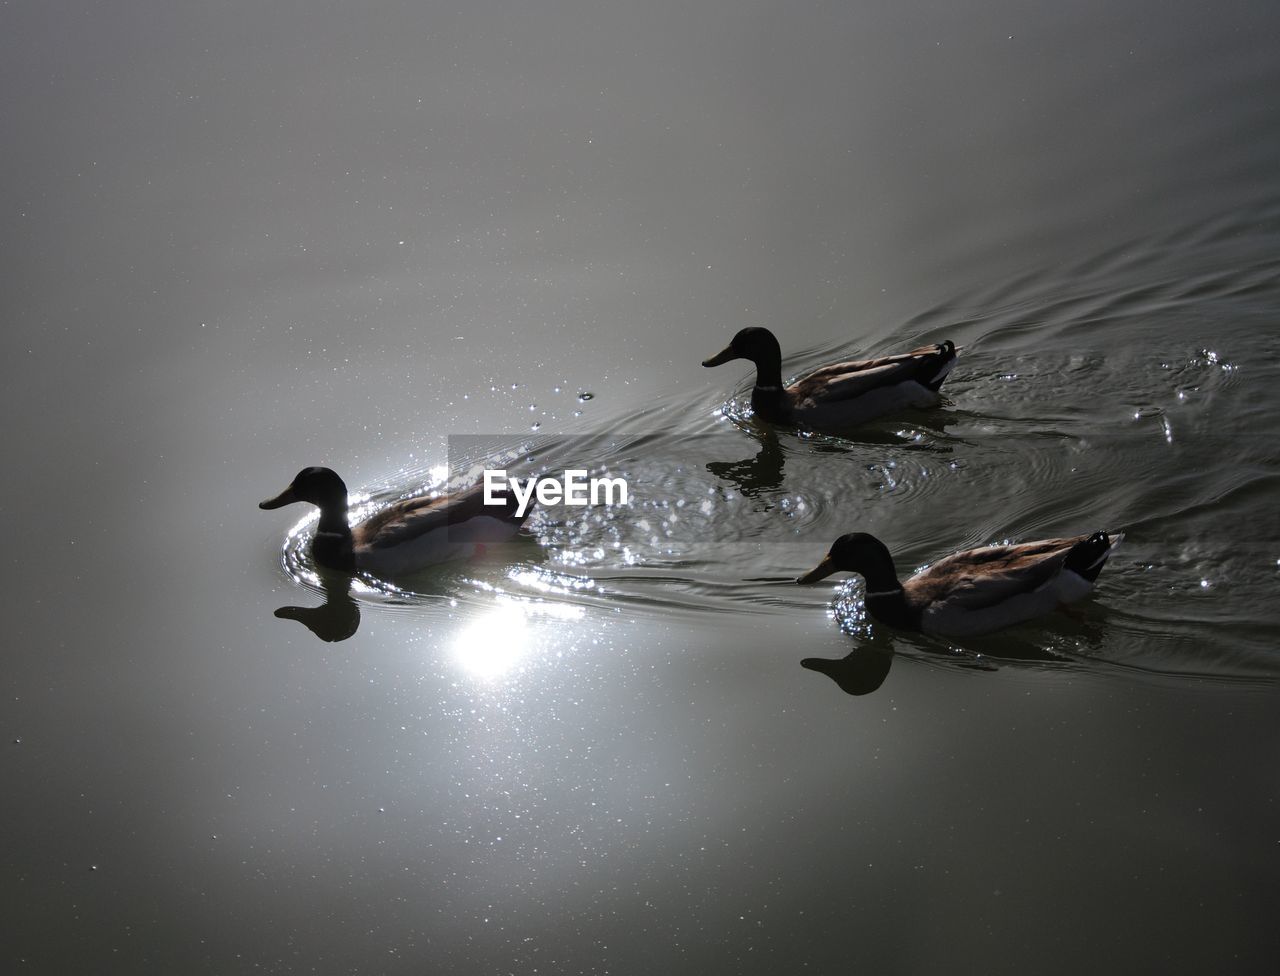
[4,1,1279,972]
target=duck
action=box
[702,327,957,430]
[797,530,1122,638]
[259,466,534,575]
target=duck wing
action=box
[789,341,955,405]
[355,482,524,551]
[906,536,1084,612]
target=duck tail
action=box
[1064,530,1122,583]
[924,339,959,392]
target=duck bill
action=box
[701,345,738,368]
[797,554,839,584]
[259,486,298,510]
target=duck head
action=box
[797,532,899,589]
[702,327,782,370]
[259,466,349,512]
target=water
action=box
[4,1,1279,972]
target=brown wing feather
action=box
[905,536,1087,612]
[788,343,951,404]
[354,482,526,550]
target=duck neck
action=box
[859,559,915,629]
[751,352,784,394]
[315,500,350,537]
[750,384,787,422]
[749,347,787,421]
[859,555,902,595]
[864,588,916,630]
[312,502,356,572]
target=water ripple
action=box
[272,203,1280,682]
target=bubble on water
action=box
[577,392,594,402]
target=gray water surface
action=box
[4,1,1279,973]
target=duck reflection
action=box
[706,429,786,497]
[274,572,361,642]
[802,613,1109,697]
[708,414,961,502]
[802,645,895,696]
[271,545,554,645]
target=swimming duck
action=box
[798,530,1122,638]
[702,327,957,429]
[260,466,533,575]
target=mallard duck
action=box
[702,327,957,429]
[798,531,1122,637]
[260,466,533,575]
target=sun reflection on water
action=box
[450,596,585,681]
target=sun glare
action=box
[450,597,584,681]
[451,601,537,679]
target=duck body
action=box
[260,467,532,575]
[704,327,957,430]
[799,531,1122,638]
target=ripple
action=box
[269,205,1280,681]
